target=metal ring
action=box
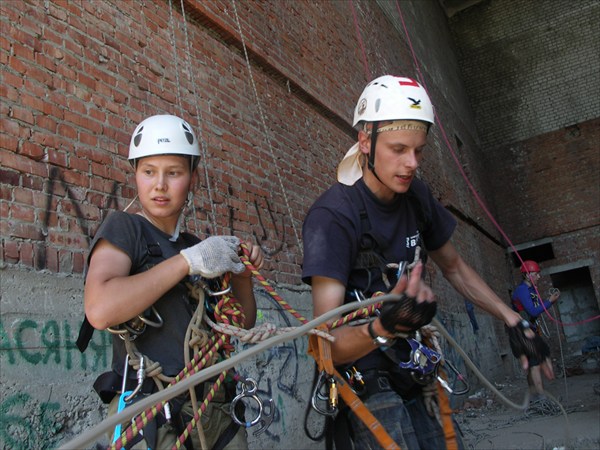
[138,306,164,328]
[230,392,263,428]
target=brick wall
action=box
[1,0,499,284]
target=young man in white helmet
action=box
[82,114,264,449]
[302,76,553,449]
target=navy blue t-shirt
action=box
[302,178,456,295]
[302,178,457,395]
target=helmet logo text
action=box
[157,138,171,144]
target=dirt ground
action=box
[453,367,600,450]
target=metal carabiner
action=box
[124,355,145,402]
[138,306,164,328]
[310,371,338,416]
[195,277,232,297]
[441,359,470,395]
[230,378,263,428]
[113,356,133,443]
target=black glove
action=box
[379,295,437,333]
[507,320,550,361]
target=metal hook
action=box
[124,355,145,402]
[138,306,164,328]
[310,371,338,416]
[196,278,232,297]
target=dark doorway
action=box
[550,267,600,347]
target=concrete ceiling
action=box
[438,0,486,17]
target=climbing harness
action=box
[307,323,401,450]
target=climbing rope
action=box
[230,0,303,253]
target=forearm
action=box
[230,275,257,329]
[85,254,190,329]
[328,318,389,365]
[444,259,521,327]
[524,298,553,317]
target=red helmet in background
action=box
[520,260,540,273]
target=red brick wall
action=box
[489,119,600,242]
[1,0,480,284]
[1,0,596,300]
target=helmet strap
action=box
[366,121,384,185]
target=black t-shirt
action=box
[302,178,456,293]
[87,211,199,376]
[302,178,457,396]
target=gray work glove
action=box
[180,236,245,278]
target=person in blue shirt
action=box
[512,260,560,400]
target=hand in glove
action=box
[507,320,553,377]
[180,236,245,278]
[379,295,437,333]
[380,261,437,333]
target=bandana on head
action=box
[337,120,428,185]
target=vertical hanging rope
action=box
[230,0,302,253]
[394,0,599,328]
[167,0,185,118]
[172,0,218,232]
[349,0,372,82]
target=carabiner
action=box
[311,371,338,416]
[124,355,145,402]
[113,356,133,443]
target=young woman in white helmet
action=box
[302,76,552,449]
[83,114,264,449]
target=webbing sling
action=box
[307,325,401,450]
[437,369,459,450]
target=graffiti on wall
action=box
[33,167,290,272]
[0,392,62,450]
[0,318,110,371]
[3,164,306,447]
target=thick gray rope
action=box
[58,293,400,449]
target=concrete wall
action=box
[2,0,597,448]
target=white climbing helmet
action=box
[128,114,200,167]
[352,75,434,127]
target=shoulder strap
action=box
[76,216,166,353]
[342,184,389,254]
[343,183,431,256]
[405,185,431,234]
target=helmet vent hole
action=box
[181,122,195,145]
[375,99,381,113]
